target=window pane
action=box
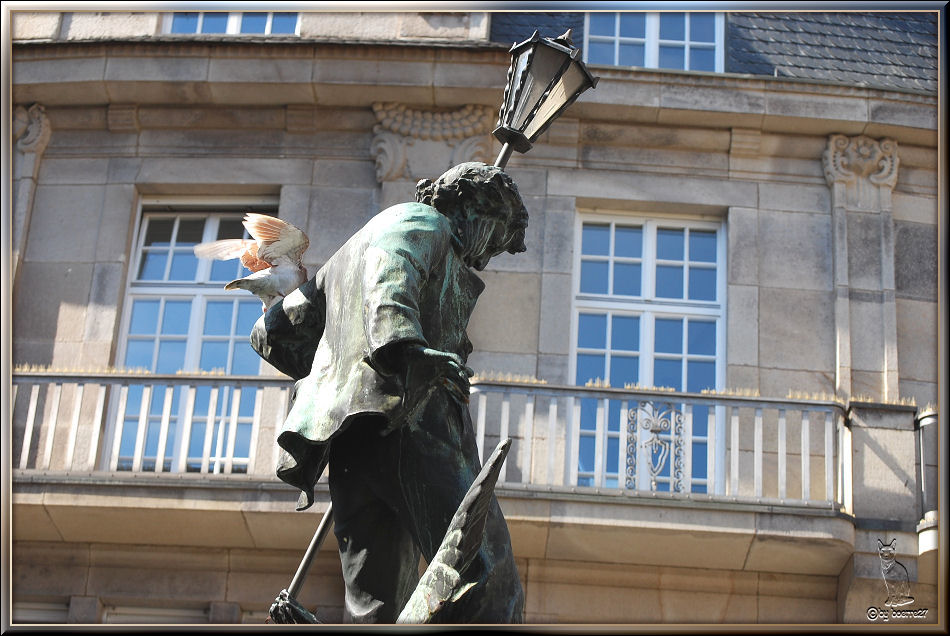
[271,12,298,34]
[688,267,716,301]
[204,301,233,336]
[690,47,716,71]
[614,226,642,257]
[655,318,683,353]
[138,252,167,280]
[587,41,615,65]
[687,320,716,355]
[656,228,684,260]
[580,261,609,294]
[578,435,595,473]
[659,12,685,40]
[692,405,709,436]
[156,340,186,373]
[653,358,682,390]
[619,13,645,37]
[211,259,241,283]
[161,301,191,335]
[176,219,205,246]
[144,219,174,246]
[125,340,154,369]
[691,13,716,42]
[606,436,620,473]
[610,355,639,388]
[687,360,716,393]
[168,251,199,281]
[618,43,645,67]
[232,344,260,375]
[236,300,261,334]
[689,230,717,262]
[656,265,684,298]
[218,218,245,239]
[241,12,268,33]
[201,13,228,33]
[611,315,640,351]
[576,353,606,385]
[589,13,615,36]
[612,262,641,296]
[659,45,685,69]
[582,224,610,255]
[200,341,229,372]
[692,442,708,480]
[580,398,597,430]
[170,13,198,33]
[239,386,257,416]
[608,400,623,432]
[577,313,607,349]
[130,300,160,335]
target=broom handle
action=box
[288,502,334,599]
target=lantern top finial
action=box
[554,29,574,47]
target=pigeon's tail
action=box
[396,439,511,624]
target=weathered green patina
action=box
[253,162,527,623]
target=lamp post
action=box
[493,29,599,169]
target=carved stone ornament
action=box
[370,103,495,183]
[823,134,899,210]
[13,103,51,154]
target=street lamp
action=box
[493,29,599,168]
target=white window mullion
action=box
[227,12,241,34]
[715,13,725,72]
[644,13,660,68]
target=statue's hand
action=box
[268,589,321,624]
[404,344,474,407]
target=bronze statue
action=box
[252,162,528,623]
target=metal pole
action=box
[494,143,513,169]
[287,502,334,599]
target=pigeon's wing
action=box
[244,213,309,264]
[240,242,271,273]
[194,239,254,261]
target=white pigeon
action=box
[194,213,310,312]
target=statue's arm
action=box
[250,276,326,381]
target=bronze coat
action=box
[251,202,484,509]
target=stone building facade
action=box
[6,8,943,625]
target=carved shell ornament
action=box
[822,134,899,188]
[372,103,495,141]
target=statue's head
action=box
[415,162,528,270]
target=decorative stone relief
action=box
[823,134,899,211]
[370,102,495,184]
[14,103,51,155]
[12,103,52,282]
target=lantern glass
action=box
[523,59,590,141]
[510,44,569,132]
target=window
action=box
[572,215,725,492]
[166,12,299,35]
[110,205,273,474]
[584,12,724,72]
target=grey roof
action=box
[488,11,938,94]
[726,12,937,93]
[489,12,585,47]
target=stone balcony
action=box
[11,369,863,581]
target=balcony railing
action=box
[11,370,849,509]
[469,378,849,509]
